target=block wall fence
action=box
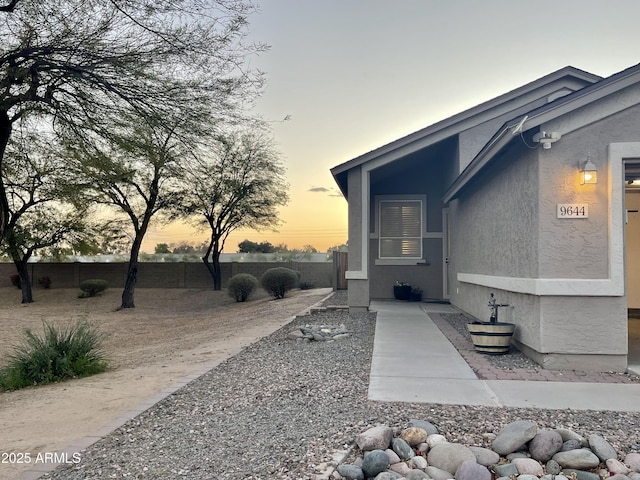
[0,261,338,290]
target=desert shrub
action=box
[260,267,298,299]
[79,279,108,298]
[227,273,258,302]
[38,276,52,289]
[9,274,21,289]
[0,321,108,391]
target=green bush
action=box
[227,273,258,302]
[0,321,108,391]
[79,279,108,298]
[299,281,314,290]
[260,267,298,299]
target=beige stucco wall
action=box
[449,101,640,371]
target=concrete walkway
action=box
[368,301,640,412]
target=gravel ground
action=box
[45,292,640,479]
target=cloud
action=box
[308,186,330,193]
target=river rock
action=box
[408,455,428,470]
[400,427,428,446]
[517,476,540,480]
[357,426,393,451]
[608,458,631,475]
[609,475,633,480]
[561,439,583,451]
[455,460,491,480]
[626,453,640,471]
[562,470,600,480]
[392,437,415,460]
[512,457,544,475]
[425,465,456,480]
[384,448,401,464]
[493,462,518,477]
[372,473,403,480]
[337,464,364,480]
[589,434,618,462]
[362,450,390,478]
[492,420,538,455]
[426,433,447,448]
[555,428,587,446]
[409,419,439,435]
[427,442,476,474]
[389,461,411,476]
[405,470,431,480]
[629,474,640,480]
[553,449,601,469]
[468,446,500,466]
[545,459,561,475]
[529,430,563,462]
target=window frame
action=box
[374,195,427,264]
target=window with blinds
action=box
[379,200,422,258]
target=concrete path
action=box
[368,301,640,411]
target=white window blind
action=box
[379,200,422,258]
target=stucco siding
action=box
[451,140,540,279]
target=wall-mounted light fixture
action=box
[581,157,597,185]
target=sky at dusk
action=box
[143,0,640,253]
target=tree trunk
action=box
[201,237,222,290]
[0,111,12,244]
[13,259,33,304]
[120,236,143,309]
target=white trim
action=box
[345,270,368,280]
[457,142,640,297]
[442,208,450,300]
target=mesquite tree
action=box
[0,0,264,242]
[177,131,288,290]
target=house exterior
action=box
[331,63,640,372]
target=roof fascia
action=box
[443,64,640,203]
[330,67,601,179]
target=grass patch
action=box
[0,321,108,391]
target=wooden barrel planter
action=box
[467,321,515,355]
[393,284,411,301]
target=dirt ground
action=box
[0,286,332,480]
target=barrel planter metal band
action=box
[467,321,515,355]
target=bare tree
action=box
[0,0,264,241]
[177,131,288,290]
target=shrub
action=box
[38,276,52,289]
[0,321,108,391]
[260,267,298,299]
[299,281,314,290]
[79,279,108,298]
[227,273,258,302]
[9,274,21,289]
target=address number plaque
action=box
[557,203,588,218]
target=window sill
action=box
[375,259,429,266]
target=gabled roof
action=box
[331,66,601,196]
[443,62,640,202]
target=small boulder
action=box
[468,446,500,466]
[336,464,364,480]
[357,426,393,451]
[427,442,476,474]
[512,457,544,476]
[528,430,563,462]
[361,450,390,478]
[409,419,439,435]
[391,437,415,460]
[492,420,538,455]
[553,449,601,470]
[588,434,618,462]
[455,460,491,480]
[400,427,428,446]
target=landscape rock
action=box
[553,448,601,469]
[389,461,411,476]
[405,470,431,480]
[337,464,364,480]
[492,420,538,455]
[426,433,447,448]
[455,460,491,480]
[627,453,640,471]
[427,442,476,474]
[609,475,633,480]
[373,473,403,480]
[361,450,390,478]
[608,458,631,475]
[425,465,456,480]
[528,430,563,462]
[555,428,588,446]
[408,455,428,470]
[357,426,393,451]
[468,446,500,466]
[545,459,561,475]
[391,437,415,460]
[589,434,618,461]
[400,427,428,446]
[409,419,439,435]
[561,439,583,451]
[384,448,401,464]
[492,462,518,477]
[562,469,601,480]
[512,457,544,475]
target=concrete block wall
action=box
[0,262,334,290]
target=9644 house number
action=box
[557,204,588,218]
